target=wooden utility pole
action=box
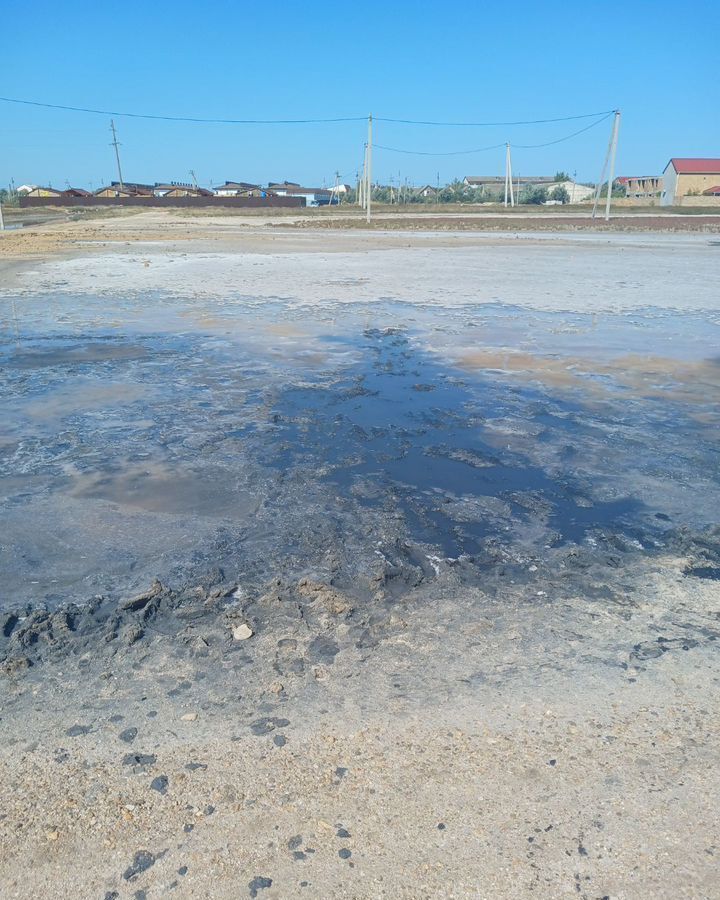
[604,110,621,221]
[366,114,373,223]
[110,119,124,191]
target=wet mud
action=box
[1,293,720,671]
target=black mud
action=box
[2,299,720,671]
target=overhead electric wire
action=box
[513,111,615,148]
[374,141,507,157]
[0,96,366,124]
[0,95,616,128]
[374,110,616,126]
[374,112,614,157]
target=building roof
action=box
[616,175,660,182]
[703,185,720,195]
[667,158,720,174]
[215,181,262,190]
[464,175,556,185]
[271,184,331,195]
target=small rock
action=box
[119,727,138,743]
[65,724,91,737]
[122,753,156,768]
[338,848,352,860]
[273,734,287,747]
[248,876,273,897]
[123,850,156,881]
[336,828,351,838]
[233,623,253,641]
[181,712,198,722]
[150,775,169,794]
[46,830,59,841]
[269,681,284,694]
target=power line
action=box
[375,141,506,157]
[0,96,366,124]
[0,95,616,128]
[375,110,616,126]
[374,113,614,156]
[513,112,615,148]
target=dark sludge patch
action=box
[685,566,720,581]
[268,327,648,559]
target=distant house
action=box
[63,187,93,198]
[213,181,269,198]
[153,182,213,198]
[268,181,332,206]
[462,175,591,202]
[542,180,594,202]
[616,175,662,199]
[415,185,439,198]
[661,158,720,205]
[703,185,720,197]
[16,184,38,195]
[95,181,154,198]
[22,185,91,198]
[24,186,64,198]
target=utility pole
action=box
[0,196,4,232]
[504,143,514,207]
[592,111,621,220]
[604,110,621,221]
[189,170,198,189]
[109,119,124,191]
[366,114,373,224]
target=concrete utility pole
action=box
[504,143,514,207]
[110,119,124,191]
[592,110,621,220]
[0,198,4,232]
[604,110,621,221]
[366,114,373,224]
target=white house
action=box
[268,181,332,206]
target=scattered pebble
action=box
[338,848,352,860]
[336,828,351,838]
[123,850,156,881]
[181,712,198,722]
[150,775,169,794]
[273,735,287,747]
[232,623,253,641]
[119,727,138,743]
[65,724,91,737]
[248,875,273,897]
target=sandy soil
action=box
[1,216,719,899]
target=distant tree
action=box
[550,185,570,204]
[519,185,548,205]
[597,180,627,198]
[554,170,571,183]
[0,188,19,206]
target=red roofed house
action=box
[661,158,720,205]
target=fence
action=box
[19,195,306,209]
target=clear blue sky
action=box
[1,0,718,189]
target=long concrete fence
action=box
[19,196,306,209]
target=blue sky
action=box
[1,0,718,189]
